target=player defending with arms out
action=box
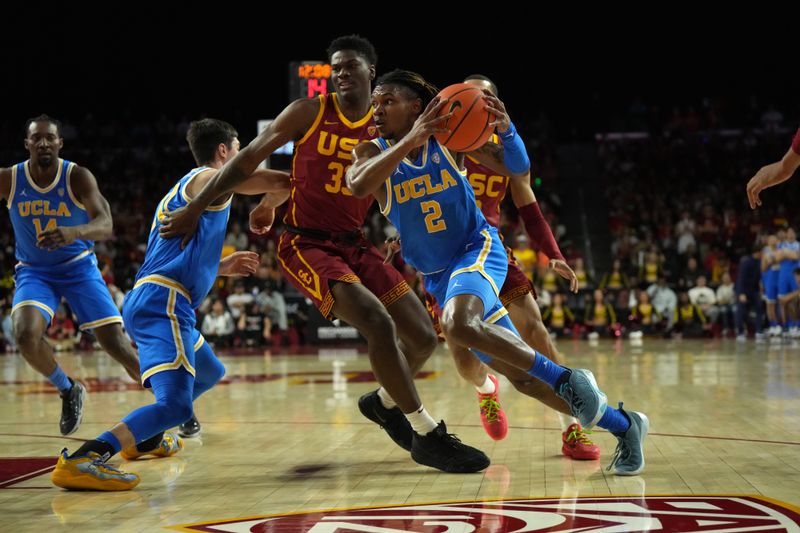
[157,36,488,474]
[747,127,800,208]
[0,115,143,436]
[427,74,599,460]
[51,119,290,490]
[347,70,648,475]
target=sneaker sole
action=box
[61,384,87,436]
[51,469,140,491]
[613,412,649,476]
[561,443,601,461]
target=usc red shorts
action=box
[277,231,410,320]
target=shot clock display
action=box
[289,60,331,100]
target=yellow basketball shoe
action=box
[120,432,183,461]
[51,449,140,491]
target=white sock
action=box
[405,405,438,435]
[377,387,397,409]
[476,375,496,395]
[558,412,578,430]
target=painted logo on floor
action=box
[172,495,800,532]
[0,457,57,488]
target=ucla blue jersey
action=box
[8,159,93,266]
[778,241,800,273]
[373,137,487,274]
[135,167,231,307]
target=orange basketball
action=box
[434,83,495,152]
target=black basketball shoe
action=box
[357,390,413,451]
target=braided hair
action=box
[375,69,439,109]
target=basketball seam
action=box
[441,89,482,149]
[462,109,494,153]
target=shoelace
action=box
[606,439,630,472]
[434,428,464,448]
[566,427,595,445]
[85,454,127,475]
[606,402,630,472]
[479,396,502,423]
[560,384,585,415]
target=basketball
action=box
[434,83,495,152]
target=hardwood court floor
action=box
[1,338,799,532]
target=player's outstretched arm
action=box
[507,172,576,292]
[250,189,291,236]
[747,143,800,209]
[237,169,292,236]
[160,99,318,246]
[469,93,530,177]
[232,169,291,196]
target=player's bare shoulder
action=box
[65,164,101,198]
[282,96,326,139]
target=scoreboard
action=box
[289,60,331,100]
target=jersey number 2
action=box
[421,200,446,233]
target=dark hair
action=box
[25,114,62,137]
[186,118,238,166]
[464,74,498,96]
[376,69,439,110]
[326,35,378,65]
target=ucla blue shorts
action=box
[763,270,778,302]
[122,278,204,387]
[423,226,509,321]
[778,268,798,297]
[12,252,122,331]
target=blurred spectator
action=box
[715,272,735,336]
[584,289,618,339]
[647,276,678,329]
[672,291,708,339]
[639,251,661,287]
[256,280,288,334]
[542,293,575,338]
[598,259,630,292]
[236,302,270,347]
[46,306,77,352]
[688,275,718,324]
[677,256,706,291]
[629,290,662,336]
[735,245,764,340]
[225,222,249,251]
[201,299,235,347]
[226,281,254,320]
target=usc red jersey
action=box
[464,135,509,228]
[284,93,378,232]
